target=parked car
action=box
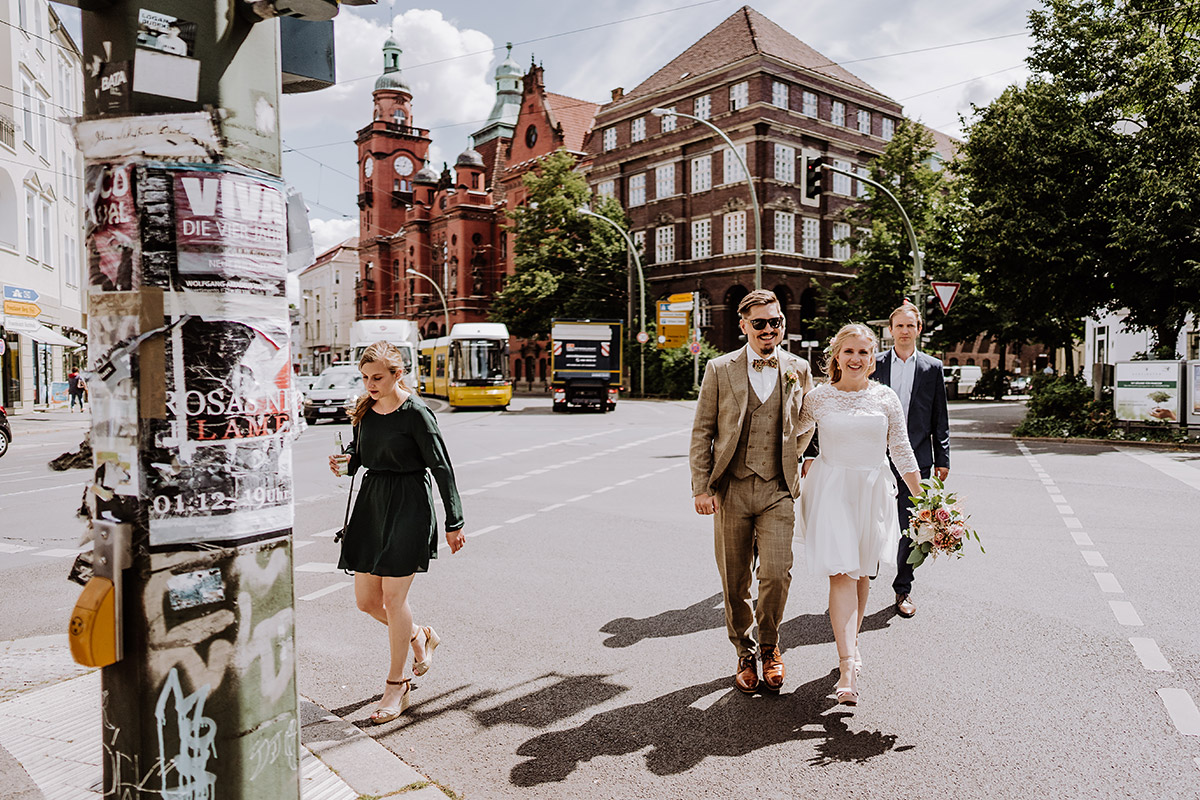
[1009,375,1030,394]
[294,374,318,395]
[0,405,10,458]
[942,365,982,399]
[303,365,363,424]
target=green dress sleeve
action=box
[413,405,464,531]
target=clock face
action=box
[363,157,374,178]
[525,124,538,148]
[395,156,414,176]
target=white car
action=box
[943,365,982,396]
[303,365,363,424]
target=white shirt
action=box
[890,348,918,418]
[744,344,780,402]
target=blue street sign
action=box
[3,285,39,303]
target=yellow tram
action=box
[418,323,513,409]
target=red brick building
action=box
[586,6,906,352]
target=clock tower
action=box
[356,34,432,318]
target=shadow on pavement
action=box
[779,606,898,651]
[510,671,908,786]
[600,593,725,648]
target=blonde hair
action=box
[888,303,922,328]
[824,323,878,383]
[349,341,412,426]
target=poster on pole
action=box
[1188,361,1200,426]
[1113,361,1183,423]
[85,164,139,292]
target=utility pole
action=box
[63,2,368,798]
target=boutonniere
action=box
[783,369,801,392]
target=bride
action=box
[797,324,922,706]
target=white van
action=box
[943,365,982,397]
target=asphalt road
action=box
[2,399,1199,799]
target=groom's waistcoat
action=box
[730,375,783,481]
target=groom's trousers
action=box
[714,473,794,659]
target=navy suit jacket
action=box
[874,350,950,474]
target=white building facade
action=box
[1084,311,1200,384]
[298,238,358,374]
[0,0,87,410]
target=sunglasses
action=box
[747,316,784,331]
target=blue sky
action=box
[57,1,1040,254]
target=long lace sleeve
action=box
[797,384,821,436]
[882,386,920,475]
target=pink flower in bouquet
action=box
[917,508,934,522]
[935,508,951,523]
[950,524,965,540]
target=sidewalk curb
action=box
[299,699,450,799]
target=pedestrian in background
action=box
[873,304,950,619]
[67,370,85,412]
[689,289,815,695]
[329,341,466,724]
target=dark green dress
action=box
[338,397,464,577]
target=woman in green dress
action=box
[328,341,465,723]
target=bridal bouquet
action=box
[904,476,984,568]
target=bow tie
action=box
[752,356,778,372]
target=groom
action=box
[690,290,815,694]
[874,303,950,619]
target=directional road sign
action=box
[931,281,961,314]
[3,299,41,318]
[3,285,39,303]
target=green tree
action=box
[490,150,629,337]
[823,119,945,332]
[1024,0,1200,357]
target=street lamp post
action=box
[578,205,647,396]
[406,268,450,334]
[651,107,762,290]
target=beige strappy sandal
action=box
[412,626,440,677]
[370,678,411,724]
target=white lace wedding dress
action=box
[797,381,920,578]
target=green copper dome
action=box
[375,35,409,92]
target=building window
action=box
[691,218,711,259]
[596,179,615,199]
[802,90,818,117]
[632,229,646,256]
[774,143,795,183]
[832,159,852,195]
[832,222,851,261]
[772,81,789,109]
[25,189,36,259]
[41,199,51,265]
[21,77,34,149]
[694,94,711,120]
[660,107,677,132]
[723,211,746,253]
[831,100,846,126]
[881,117,895,141]
[655,163,675,199]
[691,155,712,192]
[856,165,871,198]
[37,94,48,156]
[334,271,340,285]
[774,212,795,253]
[631,117,646,143]
[857,109,871,135]
[801,217,820,258]
[628,173,646,207]
[722,143,747,185]
[655,225,675,263]
[730,81,749,111]
[603,127,617,151]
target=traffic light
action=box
[805,156,825,199]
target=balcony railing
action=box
[357,191,373,209]
[0,115,14,150]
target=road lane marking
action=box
[1109,601,1144,626]
[293,540,315,549]
[483,481,509,489]
[504,514,534,524]
[1093,573,1123,593]
[1040,478,1054,485]
[567,494,591,502]
[1070,531,1094,546]
[538,504,564,512]
[593,486,613,494]
[0,482,88,498]
[1130,638,1172,672]
[1063,518,1083,529]
[616,479,633,486]
[32,549,83,558]
[1157,689,1200,736]
[313,528,340,538]
[469,525,501,538]
[1056,504,1074,515]
[0,543,35,554]
[296,562,339,573]
[1082,551,1107,567]
[299,581,352,601]
[460,488,485,496]
[1119,450,1200,493]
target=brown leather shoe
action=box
[734,655,759,694]
[760,645,785,693]
[896,593,916,618]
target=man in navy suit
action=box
[873,304,950,618]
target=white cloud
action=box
[309,217,359,257]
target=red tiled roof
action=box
[544,92,599,152]
[621,5,883,103]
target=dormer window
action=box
[393,108,406,126]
